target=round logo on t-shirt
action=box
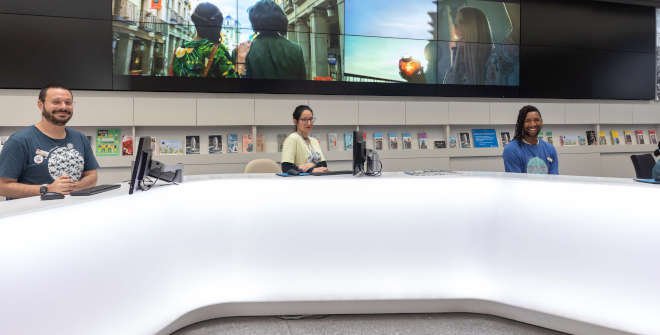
[47,146,84,181]
[527,156,548,174]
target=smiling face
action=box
[523,111,543,140]
[39,87,73,126]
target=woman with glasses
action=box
[281,105,328,174]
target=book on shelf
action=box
[448,135,457,148]
[208,135,223,154]
[242,134,253,153]
[402,132,413,150]
[459,132,472,148]
[649,129,658,145]
[634,130,645,145]
[561,135,578,146]
[545,131,554,145]
[387,132,399,150]
[277,133,287,152]
[500,131,511,146]
[610,130,621,145]
[159,139,184,155]
[327,133,338,151]
[598,131,607,145]
[121,135,133,156]
[256,134,265,152]
[586,130,597,146]
[228,134,240,153]
[186,135,200,155]
[577,135,587,146]
[472,129,498,148]
[343,132,353,151]
[95,128,121,156]
[417,132,428,150]
[623,130,633,145]
[373,132,383,150]
[433,139,446,149]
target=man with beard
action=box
[503,105,558,174]
[0,85,98,199]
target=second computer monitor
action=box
[128,136,153,194]
[352,130,366,175]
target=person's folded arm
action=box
[73,170,98,191]
[0,177,40,199]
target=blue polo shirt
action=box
[503,139,558,174]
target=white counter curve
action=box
[1,172,658,335]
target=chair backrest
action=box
[630,153,655,179]
[244,158,281,173]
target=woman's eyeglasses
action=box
[299,117,316,124]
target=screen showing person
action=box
[111,0,518,87]
[346,0,519,85]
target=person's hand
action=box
[48,175,74,195]
[299,162,316,171]
[236,41,251,65]
[312,167,328,174]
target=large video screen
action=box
[112,0,519,87]
[656,8,660,100]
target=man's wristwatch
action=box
[39,184,48,195]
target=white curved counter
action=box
[1,172,658,335]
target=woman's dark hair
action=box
[248,0,288,36]
[445,7,493,85]
[513,105,542,144]
[191,2,224,42]
[293,105,313,131]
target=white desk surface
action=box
[1,172,658,335]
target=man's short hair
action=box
[38,85,73,102]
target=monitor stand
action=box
[149,160,183,183]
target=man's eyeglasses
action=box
[299,117,316,124]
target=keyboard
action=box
[311,170,354,176]
[70,184,121,196]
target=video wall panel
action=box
[0,13,112,90]
[0,0,655,100]
[112,0,520,89]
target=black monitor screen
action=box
[128,136,153,194]
[352,130,366,175]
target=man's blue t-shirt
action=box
[503,139,558,174]
[0,126,99,185]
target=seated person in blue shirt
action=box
[0,85,99,199]
[503,105,558,174]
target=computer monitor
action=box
[128,136,153,194]
[352,130,367,175]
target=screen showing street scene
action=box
[112,0,519,86]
